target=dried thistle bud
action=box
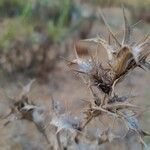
[68,8,149,96]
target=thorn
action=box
[122,6,131,45]
[98,9,121,48]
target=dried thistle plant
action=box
[3,79,50,144]
[1,7,149,150]
[62,8,150,148]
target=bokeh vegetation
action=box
[0,0,149,77]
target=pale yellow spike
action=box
[122,7,131,45]
[98,9,121,48]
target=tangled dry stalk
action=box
[2,8,150,150]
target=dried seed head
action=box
[68,8,149,96]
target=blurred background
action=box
[0,0,149,149]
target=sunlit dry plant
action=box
[69,8,149,96]
[62,7,150,148]
[2,7,150,150]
